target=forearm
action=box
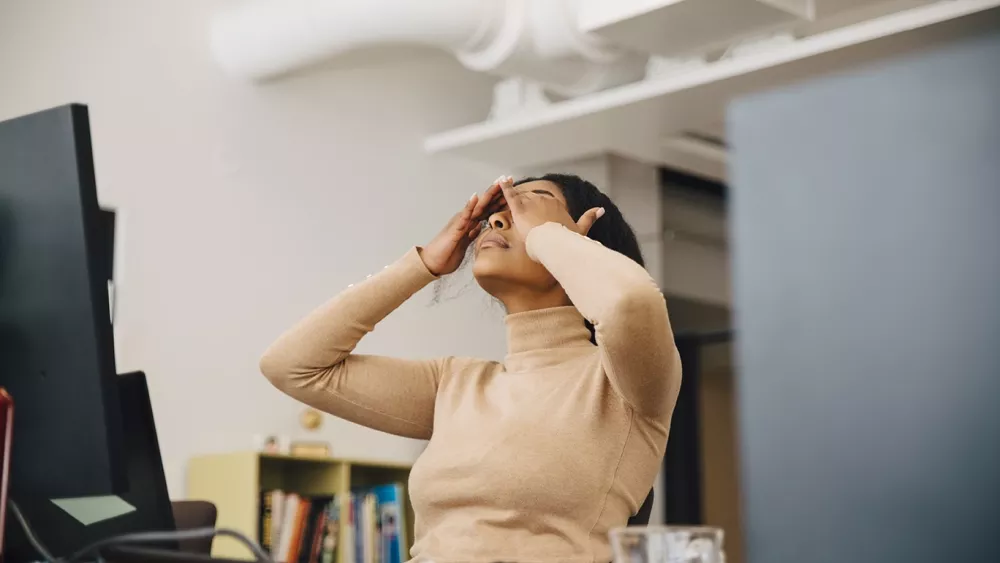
[525,222,666,324]
[526,222,680,418]
[260,247,437,380]
[259,248,447,438]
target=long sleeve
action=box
[525,222,681,419]
[260,248,445,439]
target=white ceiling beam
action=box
[209,0,647,97]
[579,0,815,57]
[425,0,999,173]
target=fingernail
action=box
[470,193,477,201]
[494,175,505,185]
[596,207,606,218]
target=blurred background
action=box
[2,1,997,562]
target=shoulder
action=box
[439,356,501,378]
[434,356,502,398]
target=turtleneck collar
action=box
[503,306,594,372]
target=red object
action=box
[0,388,13,561]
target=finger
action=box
[484,178,503,203]
[452,194,478,236]
[472,181,502,219]
[498,176,520,211]
[489,187,509,208]
[467,222,483,240]
[576,207,605,235]
[460,193,477,219]
[485,197,508,216]
[471,181,499,217]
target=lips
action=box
[478,232,509,251]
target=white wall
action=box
[0,0,506,496]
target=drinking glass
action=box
[609,526,724,563]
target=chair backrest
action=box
[171,500,218,554]
[626,488,655,527]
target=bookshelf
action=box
[187,452,413,560]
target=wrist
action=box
[521,218,559,238]
[415,246,441,277]
[524,222,566,262]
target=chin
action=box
[473,251,559,297]
[471,252,508,281]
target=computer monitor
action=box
[0,104,125,499]
[0,105,176,560]
[729,24,1000,563]
[7,372,176,561]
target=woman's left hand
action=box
[498,176,605,238]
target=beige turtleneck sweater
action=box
[260,222,682,563]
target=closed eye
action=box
[511,187,556,198]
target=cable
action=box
[7,498,271,563]
[64,528,273,563]
[8,499,57,563]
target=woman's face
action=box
[472,180,569,297]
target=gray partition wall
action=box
[728,22,1000,563]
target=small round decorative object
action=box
[300,408,323,431]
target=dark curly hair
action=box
[433,173,646,344]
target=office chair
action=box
[171,500,218,554]
[626,489,655,526]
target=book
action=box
[346,484,406,563]
[319,496,341,563]
[364,493,377,563]
[276,494,301,562]
[259,490,288,554]
[271,491,287,553]
[371,484,406,563]
[300,497,333,563]
[342,494,355,563]
[351,492,368,563]
[357,493,376,563]
[258,487,404,563]
[288,498,312,562]
[308,505,329,563]
[260,490,273,553]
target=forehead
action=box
[515,180,567,205]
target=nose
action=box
[487,210,511,231]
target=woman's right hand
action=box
[419,177,508,276]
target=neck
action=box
[504,306,593,372]
[495,286,571,315]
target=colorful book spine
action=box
[308,506,328,563]
[365,493,377,563]
[319,496,341,563]
[371,484,405,563]
[258,484,405,563]
[276,494,301,562]
[258,490,289,555]
[300,496,333,563]
[271,491,287,553]
[353,493,362,563]
[260,490,274,554]
[290,498,312,562]
[348,493,358,563]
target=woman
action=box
[261,174,682,563]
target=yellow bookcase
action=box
[187,452,413,560]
